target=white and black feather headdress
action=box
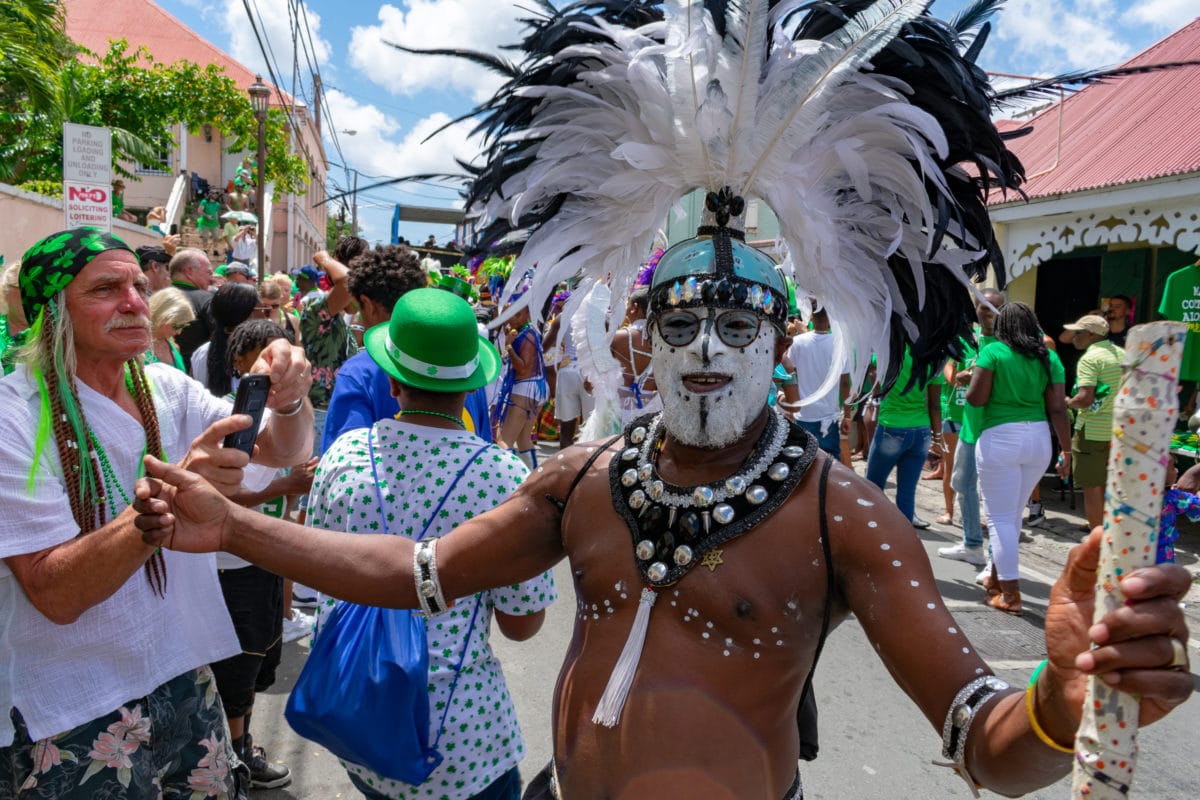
[402,0,1026,391]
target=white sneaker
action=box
[937,543,986,566]
[1025,502,1046,527]
[282,609,314,643]
[291,583,318,609]
[975,562,992,586]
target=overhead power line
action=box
[240,0,316,168]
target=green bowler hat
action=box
[364,287,499,392]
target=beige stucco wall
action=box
[1,183,166,264]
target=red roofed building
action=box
[63,0,328,272]
[989,17,1200,342]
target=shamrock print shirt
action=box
[308,420,556,799]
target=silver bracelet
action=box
[932,675,1011,797]
[275,397,305,417]
[413,539,447,617]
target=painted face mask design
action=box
[651,307,776,449]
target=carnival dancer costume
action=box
[406,0,1030,784]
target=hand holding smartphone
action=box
[223,374,272,456]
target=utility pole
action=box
[351,169,358,235]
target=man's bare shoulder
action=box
[786,457,913,554]
[517,436,623,504]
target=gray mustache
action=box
[105,316,150,332]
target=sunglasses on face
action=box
[256,303,281,314]
[655,309,763,349]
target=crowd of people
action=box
[0,217,1193,800]
[2,3,1195,798]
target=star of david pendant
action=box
[699,549,724,573]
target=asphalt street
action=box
[250,451,1200,799]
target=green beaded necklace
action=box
[398,409,466,429]
[89,433,146,513]
[88,365,152,514]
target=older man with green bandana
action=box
[0,227,315,798]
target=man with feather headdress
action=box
[134,2,1192,797]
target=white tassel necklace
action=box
[592,587,658,727]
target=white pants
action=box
[976,421,1050,581]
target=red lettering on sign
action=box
[67,186,108,203]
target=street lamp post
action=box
[248,75,270,285]
[338,130,358,236]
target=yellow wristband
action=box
[1025,660,1073,754]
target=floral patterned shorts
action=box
[0,666,246,799]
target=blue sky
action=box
[159,0,1197,248]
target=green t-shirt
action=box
[1073,339,1123,442]
[197,198,221,229]
[1157,264,1200,381]
[878,349,941,429]
[972,342,1064,436]
[943,331,998,426]
[956,333,999,443]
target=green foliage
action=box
[326,206,358,250]
[16,179,63,199]
[0,0,72,116]
[1,38,308,195]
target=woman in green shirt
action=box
[966,303,1072,614]
[865,346,943,526]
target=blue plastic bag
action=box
[285,601,442,784]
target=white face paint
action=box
[651,307,777,449]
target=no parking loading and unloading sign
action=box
[62,122,113,231]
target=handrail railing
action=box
[164,172,188,233]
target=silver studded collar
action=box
[626,410,790,509]
[610,408,818,587]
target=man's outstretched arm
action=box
[135,455,571,608]
[826,468,1192,796]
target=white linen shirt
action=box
[0,361,272,745]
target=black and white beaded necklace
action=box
[610,407,818,587]
[593,407,817,727]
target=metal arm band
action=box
[933,675,1011,798]
[413,539,447,617]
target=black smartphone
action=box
[223,373,272,456]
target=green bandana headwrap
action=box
[20,227,134,323]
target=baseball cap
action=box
[225,262,257,280]
[1063,314,1109,337]
[291,264,321,282]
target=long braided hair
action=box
[205,283,260,396]
[30,297,168,595]
[993,302,1052,379]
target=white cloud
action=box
[220,0,334,92]
[347,1,527,102]
[1123,0,1198,31]
[324,88,483,190]
[989,1,1133,72]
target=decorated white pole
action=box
[1071,321,1187,798]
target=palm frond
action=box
[993,60,1200,107]
[383,41,520,78]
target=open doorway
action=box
[1034,251,1102,389]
